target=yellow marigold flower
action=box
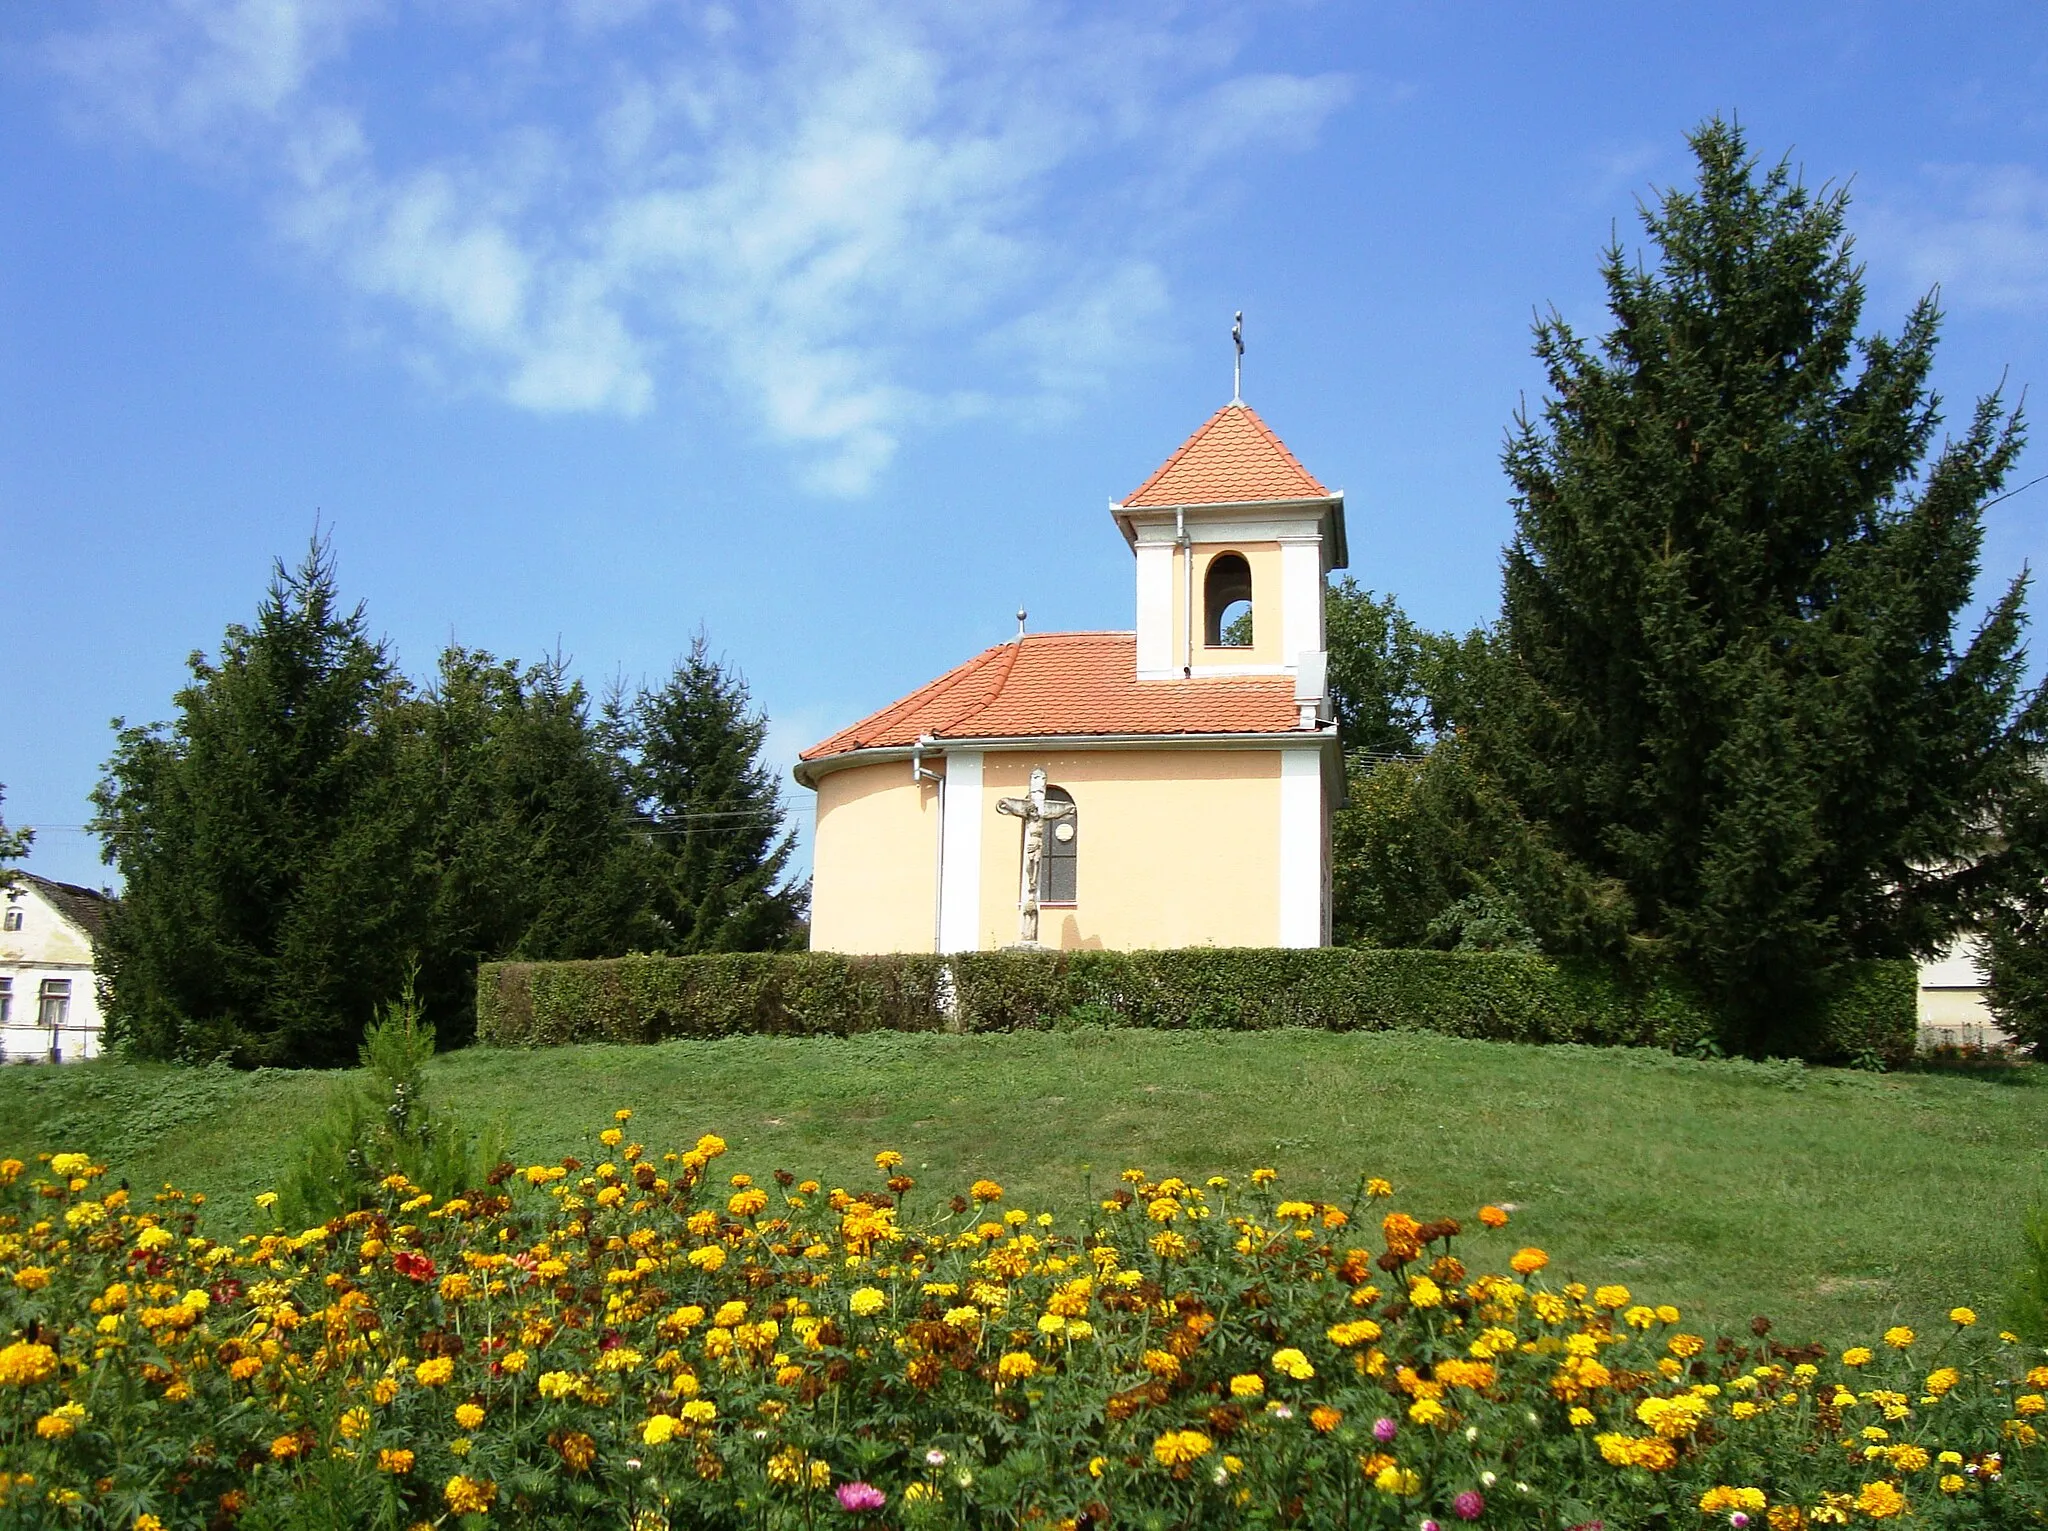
[1667,1333,1704,1358]
[996,1351,1038,1382]
[1635,1393,1711,1439]
[1151,1429,1213,1467]
[1842,1347,1874,1367]
[849,1287,887,1318]
[1883,1327,1915,1349]
[1364,1177,1392,1198]
[1408,1276,1443,1309]
[1271,1348,1314,1381]
[11,1268,51,1293]
[50,1152,92,1176]
[695,1134,727,1158]
[1141,1349,1180,1379]
[1230,1373,1265,1398]
[1624,1305,1657,1330]
[1925,1367,1960,1396]
[414,1357,454,1387]
[455,1403,485,1430]
[1655,1304,1681,1324]
[1699,1487,1768,1513]
[600,1128,623,1147]
[1275,1200,1315,1222]
[689,1245,727,1272]
[1373,1464,1421,1495]
[378,1448,414,1474]
[1940,1474,1965,1494]
[969,1179,1003,1203]
[134,1226,174,1252]
[1328,1319,1382,1347]
[135,1517,165,1531]
[445,1475,496,1516]
[1593,1284,1631,1310]
[2016,1393,2047,1416]
[1568,1406,1595,1426]
[1510,1247,1548,1276]
[713,1300,747,1326]
[1950,1306,1977,1326]
[727,1188,768,1218]
[642,1415,680,1445]
[35,1403,86,1440]
[338,1407,370,1439]
[681,1399,717,1424]
[1855,1481,1907,1518]
[1886,1443,1930,1472]
[0,1342,59,1387]
[1407,1398,1445,1426]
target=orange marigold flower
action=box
[444,1475,496,1516]
[970,1180,1004,1203]
[1509,1247,1548,1276]
[377,1448,414,1474]
[1310,1406,1342,1432]
[1855,1481,1907,1518]
[1478,1205,1509,1228]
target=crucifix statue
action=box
[995,767,1075,948]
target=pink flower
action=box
[1454,1490,1485,1520]
[1373,1416,1399,1442]
[836,1482,886,1514]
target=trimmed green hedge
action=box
[477,948,1917,1063]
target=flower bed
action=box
[1,1122,2039,1528]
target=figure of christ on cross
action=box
[995,767,1076,948]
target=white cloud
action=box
[39,0,1355,492]
[1865,164,2048,316]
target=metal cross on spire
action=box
[1231,311,1244,404]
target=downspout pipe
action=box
[1177,507,1192,678]
[912,735,944,952]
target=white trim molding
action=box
[1278,747,1325,948]
[938,750,984,952]
[1135,541,1174,675]
[1279,536,1325,665]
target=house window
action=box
[0,977,10,1025]
[39,979,70,1029]
[1040,787,1078,905]
[2,908,21,931]
[1204,552,1253,646]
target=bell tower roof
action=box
[1122,401,1329,508]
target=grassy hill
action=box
[3,1029,2041,1342]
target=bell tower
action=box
[1110,401,1347,684]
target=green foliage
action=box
[611,632,808,953]
[0,784,32,894]
[1985,769,2048,1054]
[280,975,502,1226]
[1480,118,2044,1046]
[408,648,661,1044]
[476,946,1915,1063]
[1322,579,1487,756]
[90,537,427,1067]
[2006,1202,2048,1345]
[90,544,807,1065]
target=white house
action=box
[1,873,114,1063]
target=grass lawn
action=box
[2,1029,2042,1343]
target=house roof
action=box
[21,873,115,944]
[1122,402,1330,508]
[799,632,1301,766]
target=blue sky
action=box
[5,0,2046,892]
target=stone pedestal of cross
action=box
[995,767,1075,949]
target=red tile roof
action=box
[800,632,1299,762]
[1123,402,1329,507]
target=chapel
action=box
[795,395,1346,954]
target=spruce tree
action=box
[1487,118,2044,1041]
[90,539,427,1065]
[409,647,661,1038]
[618,635,806,952]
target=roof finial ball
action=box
[1016,605,1028,640]
[1231,310,1244,405]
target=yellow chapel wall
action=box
[974,749,1283,950]
[1168,543,1286,670]
[808,760,940,953]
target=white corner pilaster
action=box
[1279,537,1324,672]
[1278,747,1324,948]
[1135,540,1174,677]
[938,750,985,952]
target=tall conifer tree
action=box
[90,540,426,1065]
[1487,119,2044,1039]
[617,635,806,953]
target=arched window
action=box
[1040,786,1077,904]
[1204,552,1253,646]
